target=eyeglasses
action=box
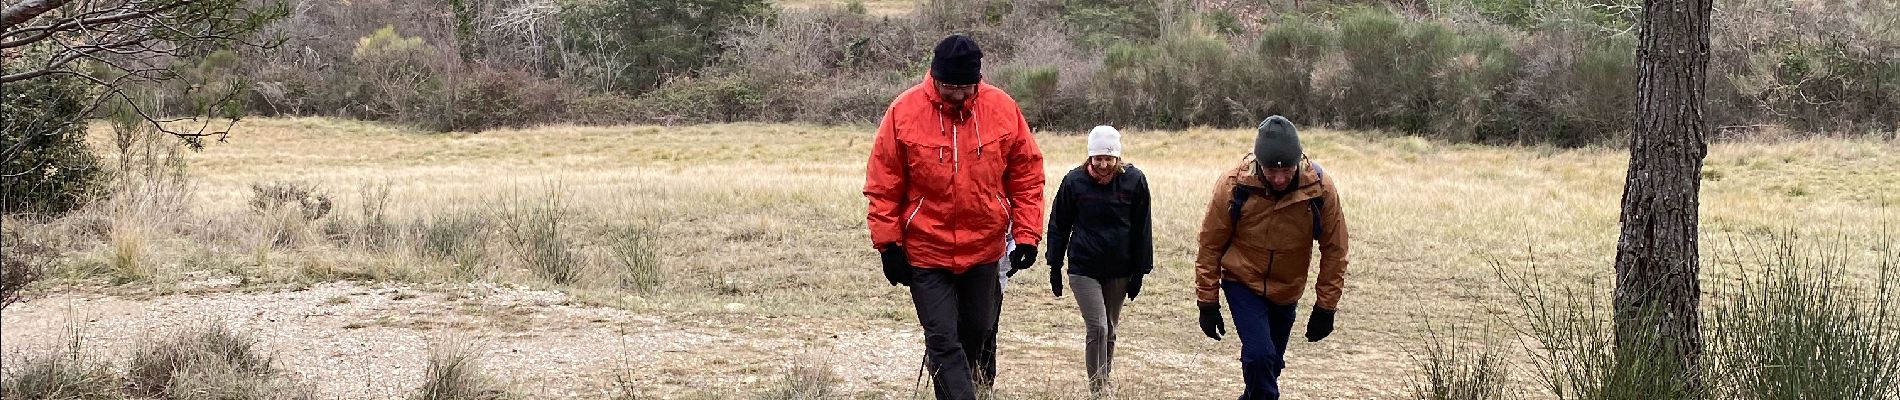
[937,82,979,91]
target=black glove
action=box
[879,245,912,286]
[1125,274,1144,300]
[1306,306,1336,342]
[1199,302,1225,341]
[1049,267,1064,297]
[1009,244,1037,271]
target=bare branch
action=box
[0,0,74,29]
[3,0,283,152]
[1,0,188,48]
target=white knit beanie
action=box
[1088,125,1122,158]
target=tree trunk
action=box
[1614,0,1713,390]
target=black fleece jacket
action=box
[1045,163,1154,279]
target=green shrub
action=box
[1511,22,1635,146]
[633,75,764,124]
[418,210,490,280]
[424,66,571,132]
[1431,28,1521,143]
[1096,28,1246,128]
[610,225,662,292]
[1058,0,1163,50]
[556,0,770,93]
[1249,16,1334,120]
[1334,7,1459,132]
[992,64,1081,126]
[346,26,443,121]
[1707,235,1900,399]
[1,68,104,216]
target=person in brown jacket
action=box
[1193,115,1349,400]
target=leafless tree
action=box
[2,0,288,160]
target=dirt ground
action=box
[2,280,1436,399]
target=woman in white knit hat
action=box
[1044,125,1154,396]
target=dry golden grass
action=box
[773,0,920,15]
[42,117,1899,398]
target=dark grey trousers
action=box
[1070,274,1129,392]
[911,262,1001,400]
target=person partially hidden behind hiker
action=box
[1194,115,1351,400]
[862,34,1046,400]
[1044,125,1153,397]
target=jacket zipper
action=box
[905,200,925,230]
[951,122,960,175]
[1265,251,1276,283]
[997,195,1010,242]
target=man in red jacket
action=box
[863,34,1045,400]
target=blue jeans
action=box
[1223,280,1298,400]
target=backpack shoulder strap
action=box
[1223,184,1253,251]
[1308,161,1326,239]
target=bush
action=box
[565,94,646,126]
[609,225,661,292]
[418,210,491,280]
[1706,235,1900,399]
[991,64,1079,126]
[1411,327,1513,400]
[715,3,930,124]
[1493,261,1690,400]
[751,363,843,400]
[1508,17,1636,146]
[1334,7,1460,132]
[1,224,50,309]
[128,324,308,400]
[1249,16,1335,120]
[347,26,445,121]
[1056,0,1163,50]
[248,181,332,248]
[1,70,105,216]
[632,75,764,124]
[423,65,572,132]
[249,182,333,221]
[0,337,120,400]
[503,188,578,285]
[412,344,512,400]
[1430,28,1521,143]
[555,0,771,93]
[1095,26,1248,128]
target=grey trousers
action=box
[1069,274,1129,392]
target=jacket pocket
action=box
[902,140,952,194]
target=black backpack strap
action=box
[1308,161,1326,239]
[1223,184,1254,251]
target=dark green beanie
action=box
[1253,115,1302,168]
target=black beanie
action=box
[1254,115,1303,168]
[931,34,983,85]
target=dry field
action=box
[774,0,920,15]
[3,117,1895,399]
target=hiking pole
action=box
[913,355,926,398]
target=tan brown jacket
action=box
[1194,156,1350,310]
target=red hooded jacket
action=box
[863,76,1045,272]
